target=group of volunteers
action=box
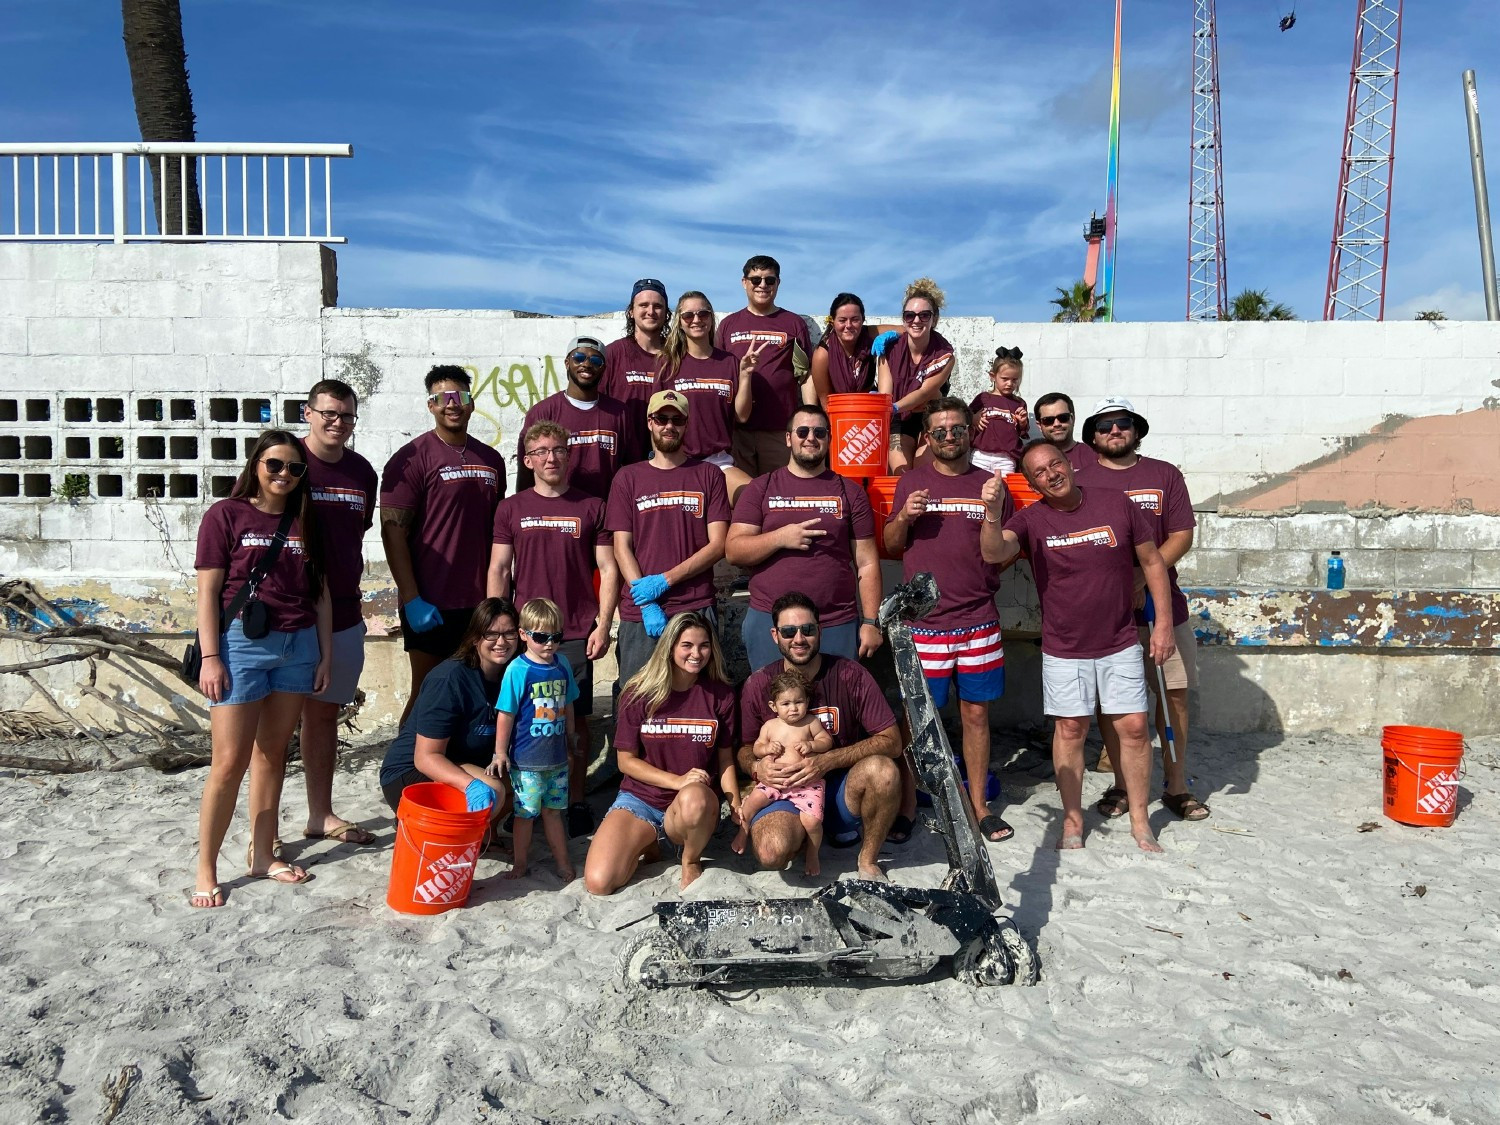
[187,255,1209,911]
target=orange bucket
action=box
[387,782,489,914]
[865,476,901,560]
[1381,725,1464,827]
[1004,473,1041,510]
[827,393,892,479]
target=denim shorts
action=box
[608,790,679,859]
[212,620,319,708]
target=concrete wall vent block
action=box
[97,474,123,498]
[96,398,124,423]
[23,473,51,497]
[26,399,50,421]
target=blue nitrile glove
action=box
[630,573,670,605]
[465,779,496,813]
[872,330,900,357]
[642,603,668,638]
[403,596,443,634]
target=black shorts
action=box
[399,605,475,658]
[381,767,429,812]
[559,637,594,718]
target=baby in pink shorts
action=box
[732,670,834,875]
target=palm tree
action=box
[1050,280,1108,323]
[1228,288,1296,321]
[1415,309,1447,321]
[121,0,202,235]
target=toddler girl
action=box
[969,347,1029,475]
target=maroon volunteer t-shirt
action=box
[893,463,1011,630]
[492,487,610,641]
[195,498,316,632]
[818,332,876,396]
[969,392,1028,461]
[380,431,507,611]
[1003,487,1156,659]
[1063,442,1093,473]
[731,468,874,627]
[886,331,954,407]
[739,655,896,753]
[616,679,737,811]
[299,439,377,632]
[605,458,731,621]
[603,336,661,442]
[517,391,632,500]
[1073,455,1194,626]
[654,349,741,460]
[715,308,812,432]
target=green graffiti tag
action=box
[464,356,565,450]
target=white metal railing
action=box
[0,142,352,244]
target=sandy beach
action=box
[1,729,1497,1124]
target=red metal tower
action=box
[1187,0,1227,320]
[1324,0,1404,320]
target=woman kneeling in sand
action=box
[583,612,737,893]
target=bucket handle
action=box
[1392,756,1466,783]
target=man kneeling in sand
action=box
[980,440,1176,852]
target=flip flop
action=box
[1162,792,1211,821]
[887,814,916,845]
[189,885,225,908]
[304,821,376,845]
[1096,788,1129,819]
[246,839,286,870]
[978,814,1014,842]
[246,862,313,885]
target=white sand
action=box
[1,732,1497,1123]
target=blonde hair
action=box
[988,347,1024,390]
[519,597,563,634]
[523,420,569,450]
[903,277,946,317]
[658,291,714,382]
[620,611,727,719]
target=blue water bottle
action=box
[1326,550,1345,591]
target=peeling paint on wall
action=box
[1189,589,1500,649]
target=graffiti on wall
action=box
[462,356,566,453]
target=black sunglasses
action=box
[745,274,779,287]
[776,623,819,639]
[1092,417,1136,435]
[902,309,934,323]
[260,457,307,478]
[928,424,970,441]
[648,412,687,426]
[569,351,606,368]
[793,425,829,440]
[525,629,564,645]
[1038,412,1074,425]
[680,309,714,321]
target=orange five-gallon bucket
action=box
[387,782,489,914]
[827,393,892,478]
[865,476,901,560]
[1381,725,1465,827]
[1004,473,1042,510]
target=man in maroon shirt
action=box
[516,335,632,499]
[726,403,883,670]
[715,255,815,475]
[1034,392,1091,472]
[1075,397,1209,823]
[981,440,1176,853]
[886,397,1014,843]
[603,279,669,446]
[293,378,379,845]
[738,592,902,881]
[489,419,620,836]
[605,389,730,689]
[380,365,508,725]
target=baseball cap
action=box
[647,389,690,418]
[630,278,668,303]
[567,336,605,354]
[1082,396,1150,440]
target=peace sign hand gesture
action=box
[739,338,771,378]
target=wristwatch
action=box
[860,617,879,627]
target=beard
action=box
[932,440,968,464]
[1096,433,1142,458]
[652,430,684,455]
[790,446,827,471]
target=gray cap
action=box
[567,336,605,355]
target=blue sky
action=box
[3,0,1496,321]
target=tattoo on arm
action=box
[382,506,415,532]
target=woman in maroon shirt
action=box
[808,292,900,402]
[878,278,956,473]
[191,431,331,907]
[583,611,737,894]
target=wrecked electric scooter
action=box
[621,573,1039,989]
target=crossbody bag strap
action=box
[218,507,297,632]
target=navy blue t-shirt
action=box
[379,658,504,786]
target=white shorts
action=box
[1042,643,1148,718]
[970,450,1016,476]
[705,450,735,471]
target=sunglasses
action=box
[525,446,568,460]
[427,390,474,407]
[745,274,779,287]
[569,351,606,368]
[648,412,687,426]
[928,424,970,441]
[307,407,357,426]
[679,309,714,321]
[793,425,829,440]
[1038,412,1073,425]
[525,629,564,645]
[259,457,306,478]
[482,628,519,644]
[776,623,819,639]
[1092,417,1136,435]
[902,309,935,324]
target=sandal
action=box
[246,862,313,885]
[887,814,916,845]
[1162,792,1211,821]
[1096,788,1129,819]
[246,839,286,870]
[304,821,376,845]
[978,814,1014,842]
[189,885,225,908]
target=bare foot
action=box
[803,852,821,878]
[1134,830,1164,854]
[680,860,704,889]
[857,862,887,882]
[504,863,529,880]
[730,827,748,856]
[556,862,576,883]
[1056,833,1085,851]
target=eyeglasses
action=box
[427,390,474,407]
[648,412,687,426]
[1092,417,1135,435]
[745,274,779,288]
[680,309,714,321]
[902,309,935,324]
[258,457,307,478]
[569,351,606,368]
[525,446,568,460]
[482,628,519,644]
[776,623,819,639]
[1038,412,1073,425]
[793,425,829,440]
[308,408,357,426]
[928,424,970,441]
[525,629,564,645]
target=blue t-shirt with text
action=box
[496,652,579,771]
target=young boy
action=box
[490,598,580,881]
